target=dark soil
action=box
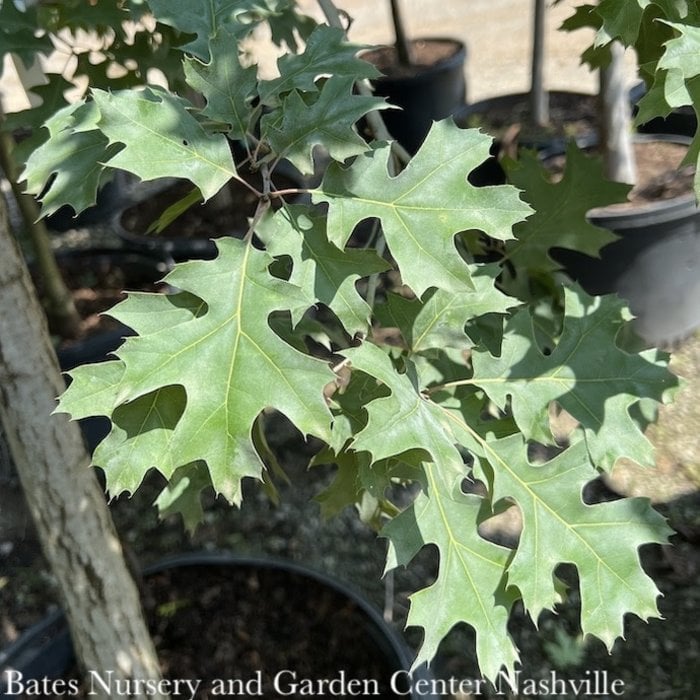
[362,39,462,78]
[626,140,694,203]
[141,565,403,695]
[54,562,409,699]
[547,139,695,206]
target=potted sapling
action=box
[457,0,600,164]
[358,0,467,152]
[548,8,700,346]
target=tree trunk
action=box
[530,0,549,127]
[389,0,415,67]
[0,195,168,699]
[600,40,637,185]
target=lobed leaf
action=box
[147,0,251,60]
[261,77,390,173]
[58,239,334,504]
[259,25,379,104]
[375,264,515,353]
[314,120,532,298]
[183,26,258,140]
[343,342,467,472]
[92,87,235,200]
[384,464,519,680]
[256,205,390,336]
[155,462,213,534]
[477,435,671,648]
[470,287,678,469]
[22,100,117,217]
[503,144,629,274]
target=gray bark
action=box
[600,40,637,185]
[0,195,168,699]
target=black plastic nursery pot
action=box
[0,553,436,700]
[455,90,600,186]
[456,90,599,150]
[361,38,467,153]
[552,135,700,346]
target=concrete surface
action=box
[0,1,638,113]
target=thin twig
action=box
[365,225,386,311]
[268,187,307,199]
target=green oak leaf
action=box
[58,360,127,421]
[313,448,369,519]
[265,0,317,51]
[478,435,671,649]
[259,25,380,104]
[343,343,467,473]
[559,2,685,68]
[593,0,645,46]
[156,462,213,534]
[256,205,390,336]
[314,120,532,298]
[634,66,675,126]
[313,446,423,519]
[323,368,392,453]
[680,76,700,193]
[22,100,117,218]
[96,385,187,495]
[470,287,677,469]
[654,16,700,171]
[503,145,629,274]
[92,87,235,200]
[375,264,515,353]
[183,26,258,140]
[147,0,251,60]
[261,78,389,173]
[57,239,334,504]
[383,464,519,680]
[595,1,700,47]
[149,0,315,56]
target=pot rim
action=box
[143,550,418,671]
[360,37,467,83]
[587,133,697,224]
